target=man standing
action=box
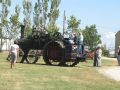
[77,32,84,57]
[93,45,102,67]
[10,40,19,69]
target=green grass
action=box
[0,51,120,90]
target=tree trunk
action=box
[0,38,3,52]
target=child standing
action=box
[10,40,19,69]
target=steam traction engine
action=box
[17,25,86,67]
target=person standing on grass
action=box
[10,40,19,69]
[93,47,99,67]
[93,45,102,67]
[117,46,120,66]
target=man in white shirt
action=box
[93,45,102,67]
[96,46,102,67]
[10,40,19,69]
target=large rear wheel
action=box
[43,41,65,66]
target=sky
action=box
[59,0,120,49]
[3,0,120,49]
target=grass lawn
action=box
[0,51,120,90]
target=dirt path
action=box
[98,67,120,81]
[97,57,120,81]
[102,57,116,61]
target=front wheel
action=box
[27,50,40,64]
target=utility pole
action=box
[63,10,66,36]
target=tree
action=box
[83,25,101,50]
[1,0,11,26]
[47,0,61,33]
[23,0,32,37]
[67,15,80,33]
[101,45,109,56]
[9,5,21,39]
[33,0,43,30]
[33,0,61,34]
[0,0,11,52]
[33,0,49,31]
[42,0,49,30]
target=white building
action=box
[0,38,14,51]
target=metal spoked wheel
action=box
[6,54,11,61]
[46,58,60,66]
[43,41,65,66]
[6,53,23,63]
[68,57,86,67]
[65,59,76,67]
[27,50,40,64]
[17,49,24,63]
[63,53,77,67]
[17,56,23,63]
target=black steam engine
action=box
[16,25,86,67]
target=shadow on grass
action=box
[16,62,80,68]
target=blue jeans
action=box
[77,44,83,57]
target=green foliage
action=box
[33,0,43,28]
[2,0,11,6]
[9,5,21,38]
[67,15,81,33]
[47,25,59,33]
[83,25,101,50]
[33,0,49,30]
[1,0,11,26]
[48,0,61,33]
[0,0,11,52]
[10,15,19,26]
[33,0,61,34]
[15,4,21,16]
[23,0,32,37]
[101,46,109,57]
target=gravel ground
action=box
[98,57,120,81]
[98,67,120,81]
[101,57,116,61]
